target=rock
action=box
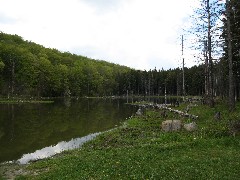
[136,108,144,116]
[162,120,182,132]
[185,105,190,113]
[229,120,240,137]
[175,100,179,107]
[190,115,198,121]
[214,112,221,121]
[184,122,198,132]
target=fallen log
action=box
[135,102,198,120]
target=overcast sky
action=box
[0,0,199,70]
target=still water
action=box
[0,98,137,164]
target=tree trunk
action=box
[204,40,209,97]
[226,0,235,112]
[205,0,214,107]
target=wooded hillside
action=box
[0,27,239,102]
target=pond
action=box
[0,98,138,164]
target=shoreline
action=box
[1,101,240,179]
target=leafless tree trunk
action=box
[182,35,186,100]
[204,40,209,97]
[205,0,214,107]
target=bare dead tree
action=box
[186,0,224,107]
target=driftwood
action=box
[136,103,198,120]
[153,104,198,120]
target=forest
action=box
[0,32,206,98]
[0,0,239,107]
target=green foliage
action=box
[0,30,238,101]
[0,32,208,98]
[0,60,4,71]
[0,32,132,97]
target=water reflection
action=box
[63,98,71,108]
[0,98,136,163]
[0,97,178,164]
[18,132,100,164]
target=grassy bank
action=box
[0,100,54,104]
[1,101,240,179]
[0,98,54,104]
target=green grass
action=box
[2,101,240,179]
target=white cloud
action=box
[0,0,198,70]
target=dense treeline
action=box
[0,32,206,98]
[0,32,130,97]
[222,0,240,100]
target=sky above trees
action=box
[0,0,199,70]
